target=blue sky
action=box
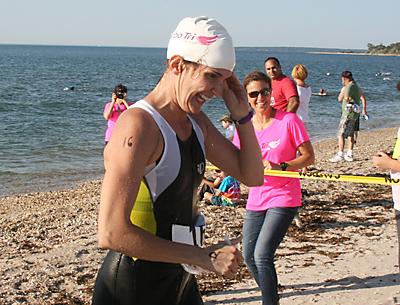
[1,0,399,49]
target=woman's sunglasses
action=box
[248,88,271,99]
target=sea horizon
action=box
[0,42,367,52]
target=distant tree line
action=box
[367,42,400,55]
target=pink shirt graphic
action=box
[232,110,309,211]
[270,75,298,111]
[104,102,132,142]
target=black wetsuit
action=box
[92,100,206,305]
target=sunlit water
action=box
[0,45,399,195]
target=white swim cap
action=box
[167,16,235,71]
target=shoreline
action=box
[307,51,400,57]
[1,125,399,199]
[1,126,400,304]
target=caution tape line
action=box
[205,166,399,186]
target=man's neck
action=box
[272,74,285,81]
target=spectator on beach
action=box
[338,82,367,144]
[219,114,235,140]
[291,64,312,227]
[329,71,366,162]
[264,57,299,113]
[372,82,400,271]
[92,16,263,305]
[291,64,312,127]
[200,170,241,207]
[103,84,132,145]
[232,71,314,305]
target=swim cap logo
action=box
[197,35,218,45]
[171,32,218,45]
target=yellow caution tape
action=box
[205,166,399,186]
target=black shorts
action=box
[355,116,360,132]
[92,250,204,305]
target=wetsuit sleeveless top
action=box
[92,100,206,305]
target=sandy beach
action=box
[1,127,400,304]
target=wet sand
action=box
[1,127,399,304]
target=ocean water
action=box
[0,45,399,196]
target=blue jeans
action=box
[243,207,298,305]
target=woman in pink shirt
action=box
[233,71,314,305]
[103,84,132,144]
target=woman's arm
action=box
[98,108,241,276]
[285,141,315,171]
[199,75,263,186]
[121,98,130,109]
[103,93,117,120]
[263,141,315,171]
[338,86,345,103]
[360,92,367,115]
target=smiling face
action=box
[175,59,232,114]
[245,80,272,114]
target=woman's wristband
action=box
[231,110,254,125]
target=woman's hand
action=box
[204,237,243,278]
[263,160,280,170]
[372,152,393,170]
[222,73,250,120]
[122,99,130,109]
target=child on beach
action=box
[219,114,235,141]
[200,170,241,207]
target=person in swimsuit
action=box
[92,16,263,305]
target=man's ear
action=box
[168,55,185,75]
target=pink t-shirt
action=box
[270,75,298,111]
[232,110,309,211]
[104,102,132,142]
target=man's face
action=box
[265,60,282,80]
